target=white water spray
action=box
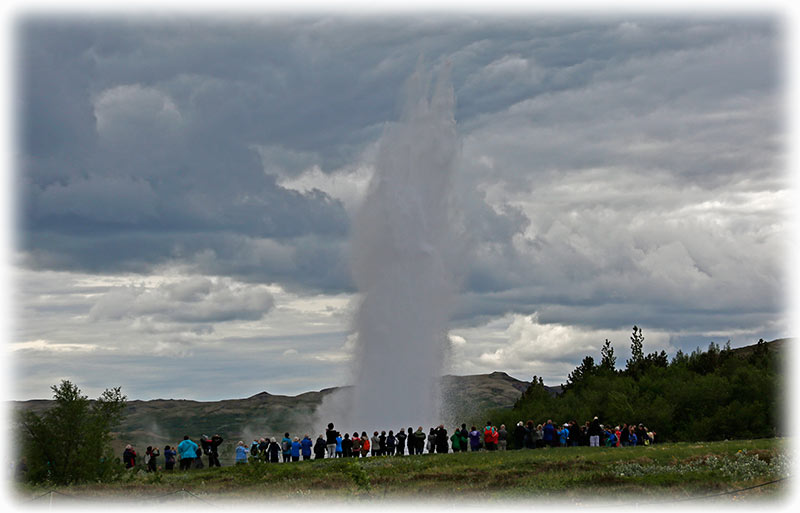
[317,64,460,431]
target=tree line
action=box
[489,327,783,443]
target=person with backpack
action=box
[484,422,497,451]
[282,433,292,462]
[145,446,159,472]
[250,439,260,459]
[361,432,371,457]
[351,432,361,457]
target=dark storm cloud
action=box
[17,14,784,335]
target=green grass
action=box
[13,438,790,504]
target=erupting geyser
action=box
[319,64,460,430]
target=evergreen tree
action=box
[600,339,616,372]
[626,325,645,376]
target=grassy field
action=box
[12,438,792,506]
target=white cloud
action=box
[10,339,101,353]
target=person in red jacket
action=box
[484,422,497,451]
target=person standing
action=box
[326,423,339,459]
[395,428,406,456]
[386,431,396,456]
[314,435,326,459]
[335,432,343,458]
[414,427,426,455]
[282,433,293,462]
[235,441,249,464]
[268,437,280,463]
[351,432,361,458]
[208,434,223,467]
[146,446,160,472]
[177,436,198,470]
[497,425,508,451]
[371,431,380,457]
[342,433,353,458]
[290,437,301,462]
[588,417,602,447]
[469,426,481,451]
[301,434,313,461]
[542,420,555,448]
[123,445,137,469]
[361,432,371,457]
[164,445,176,470]
[484,422,497,451]
[407,427,415,455]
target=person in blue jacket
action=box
[335,433,343,457]
[301,434,313,460]
[542,420,556,447]
[557,423,569,447]
[281,433,292,462]
[290,437,301,462]
[235,441,249,464]
[177,435,198,470]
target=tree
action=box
[564,356,596,391]
[626,325,645,376]
[600,339,616,372]
[18,380,127,484]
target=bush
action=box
[17,380,127,484]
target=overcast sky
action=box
[7,10,790,401]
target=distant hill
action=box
[11,371,536,459]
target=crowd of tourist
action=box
[123,418,656,470]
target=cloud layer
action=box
[12,14,788,400]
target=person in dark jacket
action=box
[588,417,602,447]
[268,437,281,462]
[314,435,326,459]
[206,434,223,467]
[123,445,137,469]
[258,438,269,462]
[146,446,159,472]
[414,427,426,455]
[325,423,338,459]
[620,423,629,446]
[435,425,448,453]
[378,431,387,456]
[407,427,414,454]
[164,445,176,470]
[342,433,353,457]
[386,431,396,455]
[513,421,526,449]
[395,429,407,456]
[468,426,481,451]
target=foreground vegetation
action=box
[14,438,790,504]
